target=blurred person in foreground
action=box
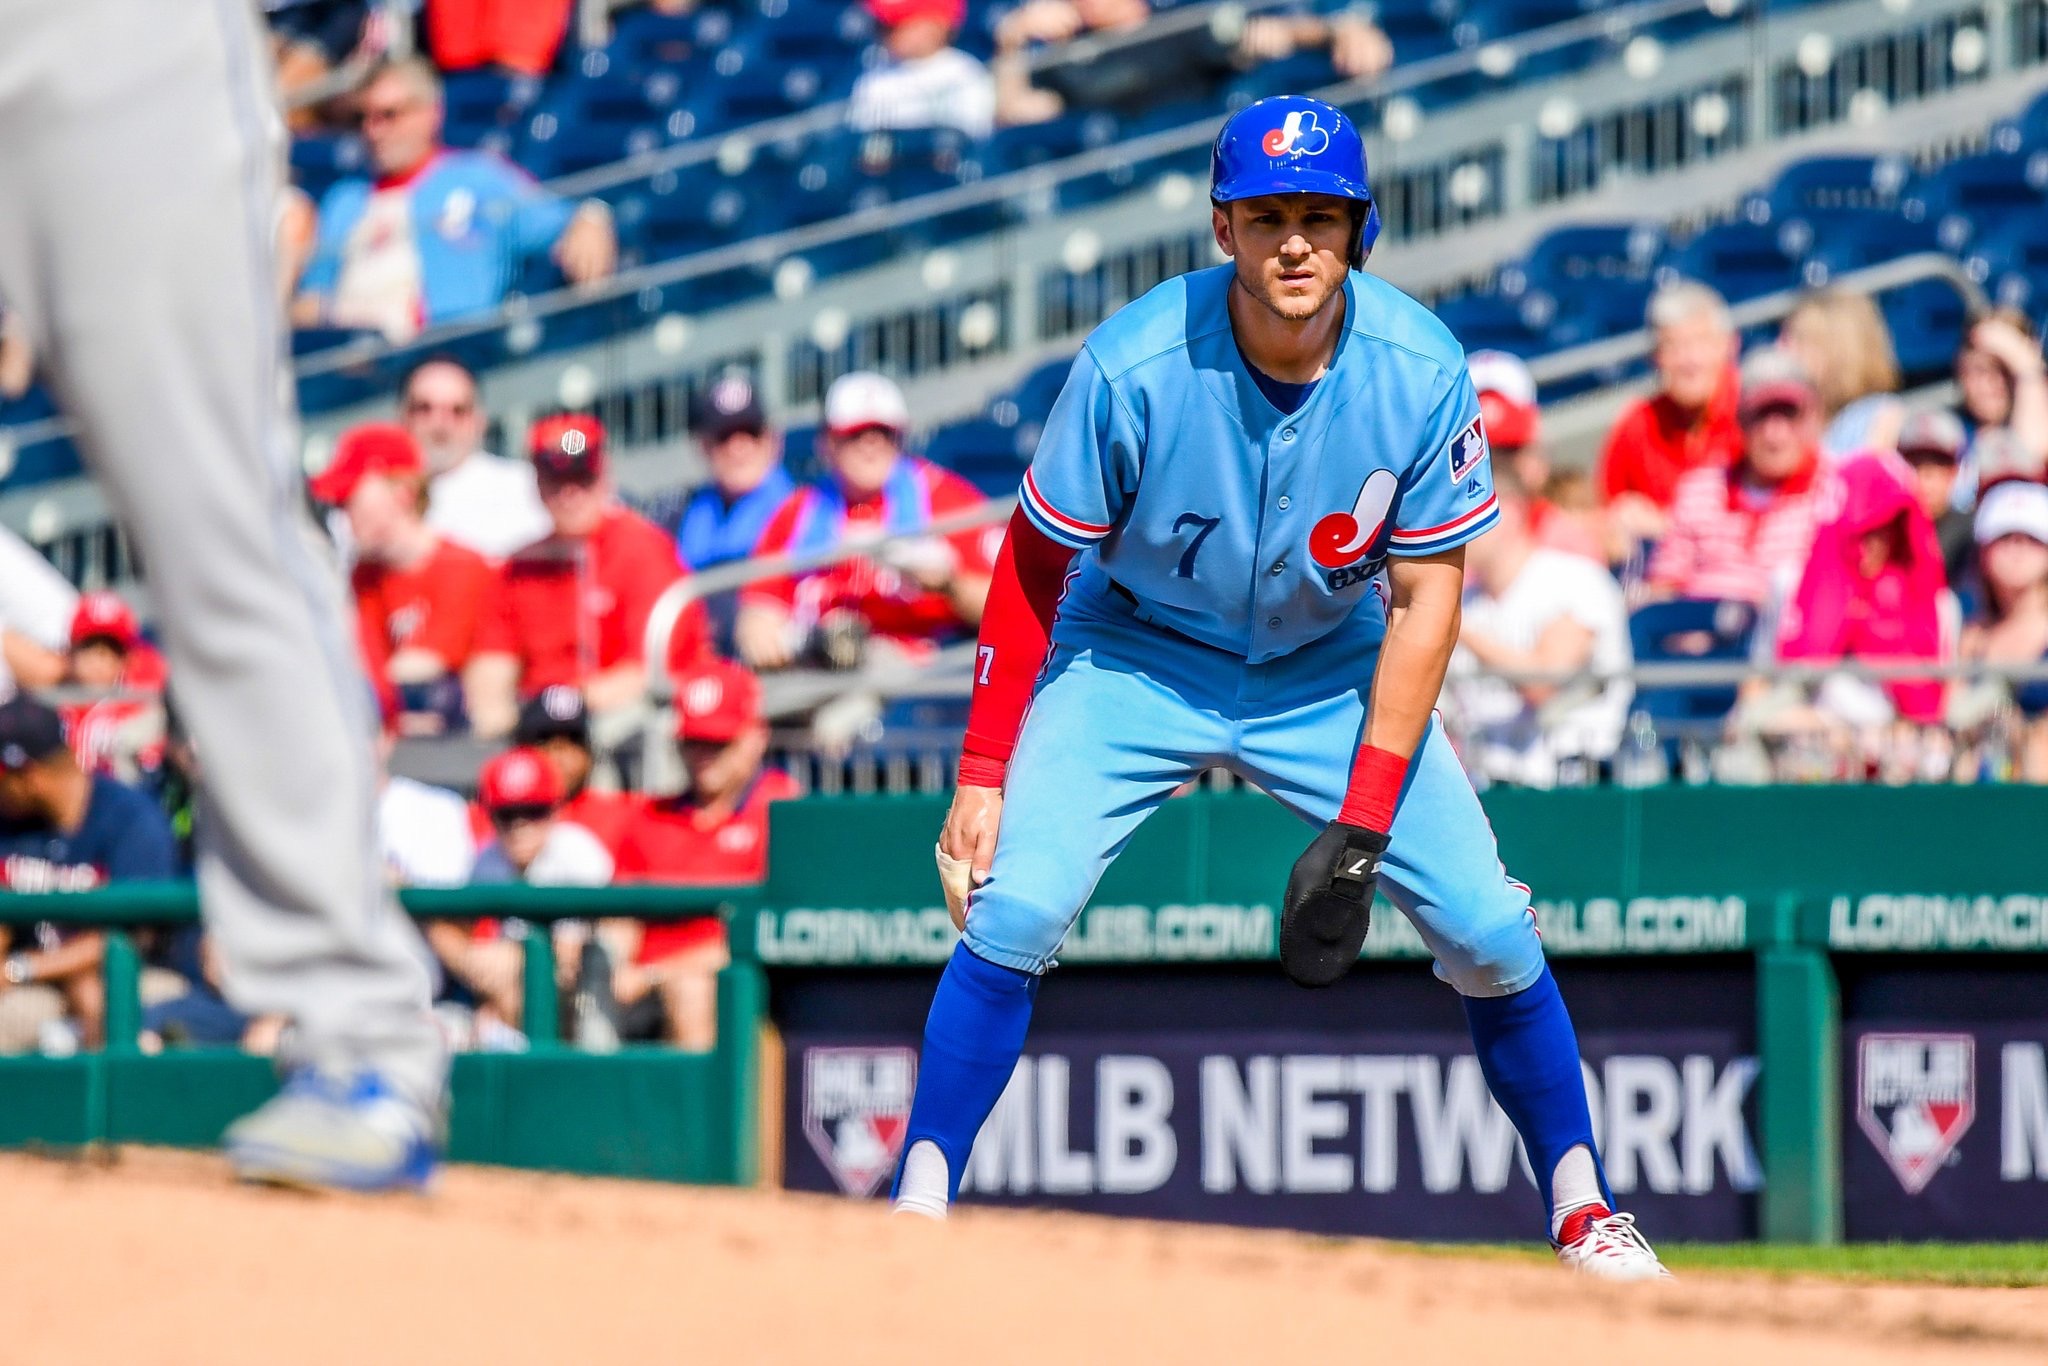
[1955,481,2048,781]
[1765,453,1947,762]
[850,0,997,139]
[59,590,169,780]
[1645,347,1827,608]
[398,356,551,559]
[610,658,797,1050]
[994,0,1391,127]
[1895,409,1977,590]
[513,686,646,859]
[1953,309,2048,497]
[1777,287,1904,461]
[466,415,709,739]
[737,371,995,672]
[1596,280,1743,544]
[1448,473,1632,787]
[0,0,444,1191]
[0,695,180,1052]
[293,57,616,343]
[315,422,494,734]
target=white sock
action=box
[1548,1144,1604,1238]
[891,1140,950,1220]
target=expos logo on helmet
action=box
[1309,469,1399,588]
[1261,110,1331,159]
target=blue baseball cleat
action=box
[224,1069,440,1193]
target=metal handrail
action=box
[0,881,754,926]
[1474,658,2048,688]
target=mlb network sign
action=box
[789,1033,1761,1240]
[1846,1026,2048,1238]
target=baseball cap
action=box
[690,373,768,443]
[1468,349,1540,450]
[477,746,564,813]
[1736,347,1819,421]
[674,657,764,743]
[1895,409,1966,464]
[0,695,67,773]
[529,413,607,483]
[867,0,964,25]
[1974,479,2048,546]
[513,685,592,749]
[309,423,424,505]
[824,371,910,438]
[69,591,141,651]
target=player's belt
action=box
[1107,578,1211,650]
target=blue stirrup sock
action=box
[891,944,1040,1203]
[1461,963,1612,1228]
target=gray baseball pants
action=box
[0,0,444,1110]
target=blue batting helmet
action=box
[1211,96,1380,266]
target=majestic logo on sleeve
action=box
[1448,416,1488,482]
[1262,110,1331,158]
[1310,468,1398,589]
[1857,1032,1975,1195]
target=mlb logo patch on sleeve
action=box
[1448,416,1488,482]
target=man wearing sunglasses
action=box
[292,56,616,343]
[397,355,550,559]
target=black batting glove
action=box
[1280,821,1389,988]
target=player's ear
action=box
[1211,201,1234,258]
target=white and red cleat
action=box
[1553,1204,1673,1282]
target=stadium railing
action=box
[0,881,764,1181]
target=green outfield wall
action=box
[2,786,2043,1240]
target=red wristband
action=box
[1336,744,1408,832]
[957,750,1008,789]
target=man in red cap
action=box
[1647,347,1828,605]
[612,658,798,1050]
[737,371,995,671]
[466,414,709,739]
[850,0,995,139]
[316,422,495,734]
[60,589,168,779]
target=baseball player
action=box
[896,96,1668,1279]
[0,1,442,1188]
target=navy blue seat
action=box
[1627,598,1757,733]
[288,134,367,198]
[1433,293,1550,355]
[1457,0,1604,83]
[924,419,1032,495]
[1906,151,2048,253]
[1662,221,1806,301]
[1878,278,1971,381]
[1747,154,1913,230]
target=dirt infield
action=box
[11,1149,2041,1365]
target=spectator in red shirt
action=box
[60,591,168,780]
[613,658,798,1050]
[736,372,996,671]
[465,414,709,738]
[512,685,645,859]
[1470,349,1607,564]
[1596,280,1743,543]
[1647,347,1828,608]
[315,422,495,735]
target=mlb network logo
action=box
[1857,1032,1975,1195]
[1262,110,1330,158]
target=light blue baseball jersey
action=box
[1017,263,1498,663]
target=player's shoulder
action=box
[1343,272,1468,389]
[1079,264,1235,385]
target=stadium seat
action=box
[1746,154,1914,231]
[1661,221,1808,301]
[1627,598,1758,736]
[1878,278,1971,381]
[1433,293,1552,355]
[923,419,1033,495]
[1904,150,2048,254]
[288,134,367,199]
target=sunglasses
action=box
[359,100,421,126]
[489,804,553,829]
[404,398,475,419]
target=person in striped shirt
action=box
[1645,347,1828,608]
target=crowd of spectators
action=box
[1446,277,2048,789]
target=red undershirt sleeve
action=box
[957,508,1077,787]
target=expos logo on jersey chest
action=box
[1309,469,1398,590]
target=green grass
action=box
[1399,1241,2048,1287]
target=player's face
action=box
[358,73,441,177]
[1215,195,1353,324]
[826,427,904,500]
[401,364,486,474]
